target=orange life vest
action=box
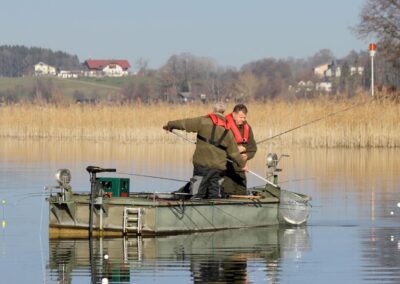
[208,113,230,129]
[196,113,230,150]
[225,113,250,144]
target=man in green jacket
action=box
[163,102,246,199]
[222,104,257,196]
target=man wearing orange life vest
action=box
[222,104,257,196]
[163,102,246,199]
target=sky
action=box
[0,0,371,70]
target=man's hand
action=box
[238,145,247,161]
[238,145,246,153]
[242,162,249,172]
[163,125,172,132]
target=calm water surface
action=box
[0,139,400,283]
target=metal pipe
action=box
[89,172,96,237]
[99,204,103,232]
[371,53,375,96]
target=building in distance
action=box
[83,59,131,77]
[34,62,57,76]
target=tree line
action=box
[1,0,399,104]
[0,45,81,77]
[1,48,398,105]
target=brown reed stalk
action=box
[0,95,399,147]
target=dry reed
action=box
[0,95,399,147]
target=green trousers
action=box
[222,166,247,196]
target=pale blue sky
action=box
[0,0,371,70]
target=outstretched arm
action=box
[164,117,202,133]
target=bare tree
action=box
[235,72,260,101]
[135,57,149,75]
[353,0,400,63]
[308,49,335,67]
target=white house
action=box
[34,62,56,76]
[83,59,131,77]
[313,63,330,78]
[350,66,364,75]
[314,61,341,78]
[57,70,79,79]
[315,82,332,92]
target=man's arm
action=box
[166,117,202,133]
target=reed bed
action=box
[0,95,399,147]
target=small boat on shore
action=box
[46,153,311,238]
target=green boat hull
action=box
[48,187,310,238]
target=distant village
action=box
[301,60,364,93]
[34,59,131,79]
[35,58,364,96]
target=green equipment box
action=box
[96,177,130,197]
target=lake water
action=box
[0,139,400,283]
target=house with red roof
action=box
[83,59,131,77]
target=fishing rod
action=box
[256,97,374,145]
[170,130,196,144]
[117,172,188,183]
[278,177,315,185]
[171,130,278,187]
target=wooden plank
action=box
[229,195,262,199]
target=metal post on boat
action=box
[86,166,117,237]
[88,170,97,237]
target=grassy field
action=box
[0,94,398,147]
[0,77,122,102]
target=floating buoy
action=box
[102,278,109,284]
[104,254,109,260]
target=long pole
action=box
[255,99,372,145]
[89,172,96,237]
[369,43,376,97]
[246,168,278,188]
[117,172,187,183]
[371,54,374,97]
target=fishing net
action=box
[278,190,311,225]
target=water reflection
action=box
[48,226,310,283]
[361,227,400,283]
[2,139,400,283]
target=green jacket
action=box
[167,113,245,170]
[230,122,257,172]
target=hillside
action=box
[0,45,81,77]
[0,77,130,102]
